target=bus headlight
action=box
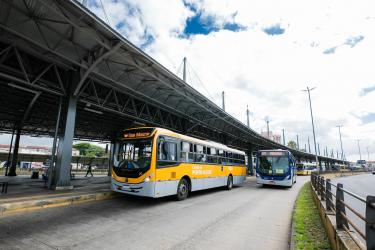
[144,177,150,182]
[285,175,291,180]
[256,173,259,177]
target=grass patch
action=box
[293,182,331,250]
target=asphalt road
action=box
[332,173,375,244]
[0,176,309,250]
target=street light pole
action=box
[336,125,344,160]
[265,117,270,139]
[357,139,362,160]
[308,137,311,153]
[302,87,320,171]
[222,91,225,111]
[282,129,285,145]
[246,105,250,128]
[183,57,187,82]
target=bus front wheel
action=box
[226,175,233,190]
[176,178,189,201]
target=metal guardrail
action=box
[311,173,375,250]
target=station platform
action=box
[0,175,115,216]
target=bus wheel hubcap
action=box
[180,184,186,194]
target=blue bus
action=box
[256,150,297,187]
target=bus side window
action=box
[180,141,190,163]
[158,138,167,160]
[218,150,224,164]
[157,138,178,167]
[208,148,217,163]
[195,145,204,162]
[168,142,177,161]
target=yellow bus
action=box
[296,163,317,175]
[111,127,247,200]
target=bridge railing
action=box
[311,173,375,250]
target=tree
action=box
[287,140,298,150]
[73,143,105,157]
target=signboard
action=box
[123,128,154,139]
[356,160,366,165]
[260,151,287,156]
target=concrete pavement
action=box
[0,176,309,250]
[0,176,114,216]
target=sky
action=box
[1,0,375,162]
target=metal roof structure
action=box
[0,0,347,173]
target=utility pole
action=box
[183,57,187,82]
[296,134,300,150]
[357,140,362,160]
[246,105,250,128]
[367,147,370,160]
[336,125,344,160]
[305,143,307,152]
[302,86,319,170]
[318,143,320,155]
[325,146,328,157]
[265,118,270,139]
[222,91,225,111]
[282,129,285,145]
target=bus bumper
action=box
[111,179,155,197]
[256,177,292,187]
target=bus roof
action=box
[257,149,291,153]
[124,127,245,155]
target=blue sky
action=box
[183,8,246,36]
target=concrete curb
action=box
[310,183,362,250]
[0,190,118,216]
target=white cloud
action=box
[84,0,375,161]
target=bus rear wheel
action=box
[226,175,233,190]
[176,178,189,201]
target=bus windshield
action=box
[258,156,290,176]
[114,139,153,171]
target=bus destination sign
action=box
[122,128,154,139]
[261,151,287,156]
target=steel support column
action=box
[319,159,322,171]
[107,140,116,177]
[247,146,254,176]
[8,90,41,176]
[48,96,63,189]
[4,126,15,176]
[53,76,78,189]
[8,127,21,176]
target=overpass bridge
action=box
[0,0,347,188]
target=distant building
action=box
[260,131,281,144]
[0,144,80,156]
[0,144,80,169]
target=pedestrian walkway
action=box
[0,175,115,216]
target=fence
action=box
[311,173,375,250]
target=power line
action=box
[99,0,111,26]
[187,61,215,101]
